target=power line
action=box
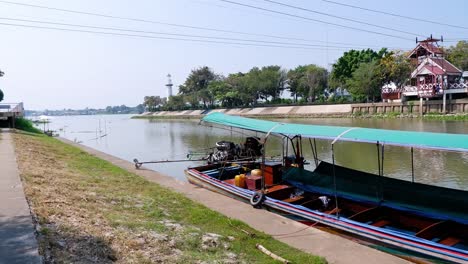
[444,40,467,43]
[0,0,398,48]
[322,0,468,31]
[262,0,421,37]
[218,0,413,40]
[0,21,353,51]
[444,38,468,41]
[0,17,386,49]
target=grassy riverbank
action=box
[13,132,325,264]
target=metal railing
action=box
[381,88,401,94]
[381,86,419,94]
[382,83,467,98]
[403,86,418,93]
[0,103,24,116]
[448,83,468,89]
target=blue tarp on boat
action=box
[202,112,468,152]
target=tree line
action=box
[141,41,467,111]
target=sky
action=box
[0,0,467,110]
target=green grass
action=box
[15,133,326,263]
[14,117,42,133]
[422,113,468,121]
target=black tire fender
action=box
[250,191,265,207]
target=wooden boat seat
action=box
[348,206,383,222]
[324,207,342,215]
[266,185,293,193]
[223,179,236,185]
[282,196,304,204]
[415,221,448,240]
[372,219,391,227]
[266,185,294,200]
[439,236,461,246]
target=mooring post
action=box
[449,93,453,112]
[443,92,446,114]
[419,97,423,116]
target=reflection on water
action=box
[48,115,468,190]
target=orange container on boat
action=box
[234,175,241,187]
[235,174,246,188]
[239,174,246,188]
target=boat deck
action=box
[194,162,468,262]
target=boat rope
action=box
[331,127,358,145]
[308,138,319,167]
[217,154,231,180]
[269,221,319,237]
[263,123,284,143]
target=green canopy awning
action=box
[202,112,468,152]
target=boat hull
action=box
[185,168,468,263]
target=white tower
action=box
[166,74,173,98]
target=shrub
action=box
[15,117,42,133]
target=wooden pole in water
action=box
[419,97,423,116]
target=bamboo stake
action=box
[256,244,290,264]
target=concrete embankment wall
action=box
[351,99,468,115]
[136,99,468,119]
[137,104,352,118]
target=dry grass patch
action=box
[13,132,326,264]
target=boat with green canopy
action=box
[185,112,468,263]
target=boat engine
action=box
[208,137,263,163]
[242,137,262,157]
[209,141,239,163]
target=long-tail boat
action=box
[185,113,468,263]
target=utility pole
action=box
[0,69,4,102]
[166,74,173,98]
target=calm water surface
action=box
[47,115,468,191]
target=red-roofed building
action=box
[382,37,465,101]
[410,56,462,97]
[408,42,444,59]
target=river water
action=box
[46,115,468,191]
